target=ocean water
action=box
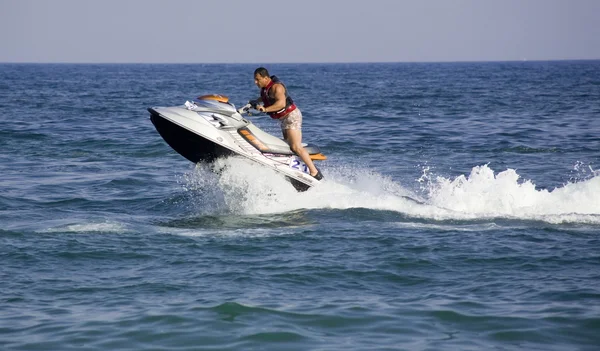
[1,62,599,350]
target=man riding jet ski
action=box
[249,67,324,181]
[148,94,326,192]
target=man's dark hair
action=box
[254,67,270,77]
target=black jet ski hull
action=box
[150,109,235,163]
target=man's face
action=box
[254,74,269,88]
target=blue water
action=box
[1,62,600,350]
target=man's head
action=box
[254,67,271,88]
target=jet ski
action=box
[148,94,327,192]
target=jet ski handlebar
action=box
[237,100,260,115]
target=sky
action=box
[1,0,599,63]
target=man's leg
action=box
[286,129,319,177]
[282,129,288,143]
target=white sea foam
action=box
[426,165,600,224]
[41,221,130,233]
[157,226,300,239]
[183,159,600,224]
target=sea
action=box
[1,61,599,351]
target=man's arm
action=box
[259,84,286,113]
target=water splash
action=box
[180,157,421,214]
[181,159,600,224]
[569,161,599,183]
[426,164,600,223]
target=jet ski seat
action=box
[239,124,325,157]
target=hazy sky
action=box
[1,0,599,63]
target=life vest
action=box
[260,76,297,119]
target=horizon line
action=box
[1,58,599,65]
